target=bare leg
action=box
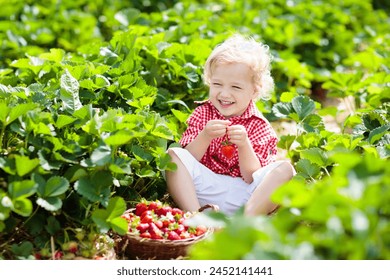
[244,161,295,216]
[165,149,201,212]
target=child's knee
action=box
[278,161,295,180]
[167,148,180,162]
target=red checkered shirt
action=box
[179,100,278,178]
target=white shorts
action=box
[168,147,285,216]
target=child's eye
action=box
[232,86,242,90]
[212,82,222,86]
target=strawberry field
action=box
[0,0,389,260]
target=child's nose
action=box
[219,87,230,97]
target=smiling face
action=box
[209,62,258,118]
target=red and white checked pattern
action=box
[180,100,278,178]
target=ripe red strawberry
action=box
[136,223,150,233]
[140,210,154,223]
[148,222,162,236]
[54,250,63,260]
[149,222,163,240]
[156,206,172,216]
[167,231,181,240]
[172,208,184,217]
[129,199,210,241]
[195,225,208,236]
[161,227,169,234]
[162,219,171,228]
[154,220,163,229]
[179,231,191,239]
[140,232,151,239]
[135,202,148,216]
[148,201,162,212]
[175,224,185,234]
[150,233,163,240]
[221,141,235,159]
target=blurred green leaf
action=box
[60,69,82,112]
[292,95,316,121]
[36,197,62,212]
[15,155,40,177]
[272,102,294,119]
[37,176,69,198]
[11,197,33,217]
[11,241,33,259]
[295,158,321,179]
[92,197,127,234]
[105,130,134,146]
[8,180,37,199]
[368,124,390,144]
[300,147,329,167]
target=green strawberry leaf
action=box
[11,241,34,258]
[105,130,134,146]
[300,147,330,167]
[7,103,37,126]
[272,102,294,118]
[11,197,33,217]
[106,196,127,220]
[60,69,82,112]
[37,176,69,198]
[92,197,127,234]
[74,177,111,205]
[291,95,316,121]
[368,124,390,144]
[8,180,37,199]
[91,209,111,233]
[301,114,324,133]
[109,217,128,235]
[36,197,62,212]
[55,114,77,129]
[295,158,321,179]
[15,155,40,177]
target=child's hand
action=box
[204,120,231,140]
[227,125,249,147]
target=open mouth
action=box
[219,100,234,106]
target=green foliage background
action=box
[0,0,389,259]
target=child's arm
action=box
[227,125,261,184]
[185,119,231,161]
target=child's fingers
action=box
[205,120,231,138]
[227,125,248,142]
[211,119,232,126]
[208,120,231,132]
[227,124,246,134]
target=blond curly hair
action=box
[203,34,274,100]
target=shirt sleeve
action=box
[179,105,208,148]
[249,119,278,167]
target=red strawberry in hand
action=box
[221,141,235,159]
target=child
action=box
[166,34,295,216]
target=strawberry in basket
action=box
[121,200,208,241]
